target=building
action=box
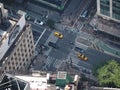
[97,0,120,22]
[15,71,50,90]
[0,3,35,74]
[0,73,30,90]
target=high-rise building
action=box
[0,3,35,74]
[97,0,120,22]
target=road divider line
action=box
[35,28,46,46]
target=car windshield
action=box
[36,20,41,23]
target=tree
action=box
[97,60,120,88]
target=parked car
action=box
[74,47,84,53]
[54,31,63,39]
[48,42,59,49]
[77,53,88,61]
[34,19,44,26]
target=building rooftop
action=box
[15,75,48,90]
[0,73,30,90]
[15,71,53,90]
[0,3,26,64]
[90,15,120,38]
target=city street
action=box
[41,29,77,71]
[4,0,120,77]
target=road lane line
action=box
[35,28,46,46]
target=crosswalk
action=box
[76,22,83,30]
[67,51,92,68]
[45,56,64,70]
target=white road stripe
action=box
[35,28,46,46]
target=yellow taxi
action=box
[54,31,63,39]
[77,53,88,61]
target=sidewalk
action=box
[93,39,120,58]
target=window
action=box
[27,39,29,42]
[25,49,27,52]
[23,39,25,43]
[30,36,32,39]
[29,31,31,34]
[28,44,30,47]
[26,59,28,61]
[30,54,32,57]
[12,62,14,65]
[9,66,11,69]
[4,67,7,70]
[11,57,13,61]
[27,35,29,38]
[23,58,25,61]
[23,63,26,66]
[17,67,19,70]
[17,48,19,51]
[18,53,20,56]
[30,40,32,44]
[25,54,28,57]
[100,4,110,16]
[20,62,22,65]
[31,45,33,49]
[15,57,17,60]
[8,61,10,65]
[22,53,24,56]
[14,52,16,56]
[32,50,34,54]
[29,49,31,52]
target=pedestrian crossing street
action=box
[45,56,64,69]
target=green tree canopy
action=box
[97,60,120,88]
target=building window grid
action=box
[100,4,110,16]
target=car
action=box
[25,14,31,20]
[77,53,88,61]
[54,31,63,39]
[48,42,59,49]
[74,47,84,53]
[34,19,44,26]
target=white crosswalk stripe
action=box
[45,56,63,69]
[46,56,54,67]
[54,60,63,68]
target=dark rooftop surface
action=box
[90,15,120,38]
[0,74,28,90]
[0,20,11,31]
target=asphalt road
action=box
[69,47,120,70]
[43,30,77,71]
[61,0,92,26]
[49,30,77,59]
[6,1,120,76]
